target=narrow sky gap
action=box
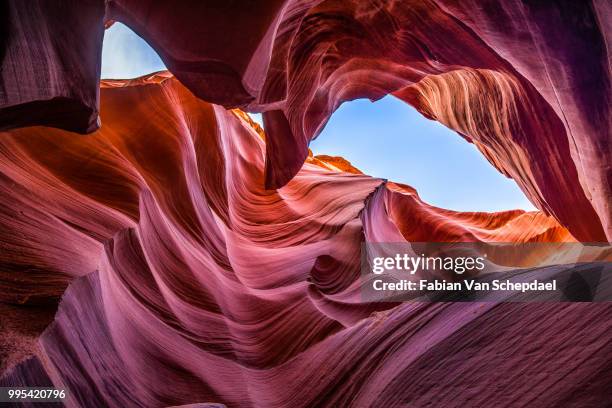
[101,23,536,213]
[101,23,166,78]
[309,97,537,212]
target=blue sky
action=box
[102,23,535,212]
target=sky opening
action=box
[101,22,536,213]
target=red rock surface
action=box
[1,1,609,241]
[0,75,610,407]
[1,1,611,406]
[0,0,105,132]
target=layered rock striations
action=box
[1,1,611,406]
[0,0,609,241]
[1,75,610,407]
[0,0,105,132]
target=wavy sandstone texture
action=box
[0,0,609,241]
[0,1,611,407]
[0,75,610,407]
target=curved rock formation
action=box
[1,0,609,241]
[1,75,611,407]
[0,0,105,132]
